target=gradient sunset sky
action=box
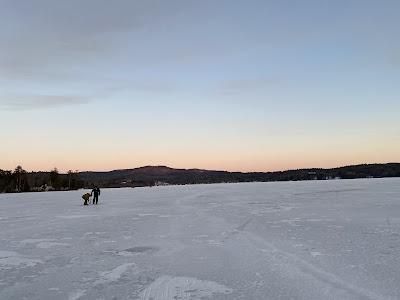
[1,0,399,172]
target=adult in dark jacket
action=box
[91,187,101,205]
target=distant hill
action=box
[77,163,400,188]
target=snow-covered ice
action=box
[0,178,400,299]
[139,276,232,300]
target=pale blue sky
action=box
[1,0,399,172]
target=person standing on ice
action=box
[91,187,101,205]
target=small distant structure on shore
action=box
[31,184,54,192]
[154,181,169,186]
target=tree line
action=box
[0,166,85,193]
[2,163,400,193]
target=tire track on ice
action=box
[241,231,385,300]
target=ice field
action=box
[1,178,400,299]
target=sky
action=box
[1,0,399,173]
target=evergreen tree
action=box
[49,168,59,189]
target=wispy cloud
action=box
[0,0,184,80]
[1,94,91,111]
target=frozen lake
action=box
[1,178,400,299]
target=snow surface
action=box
[0,178,400,299]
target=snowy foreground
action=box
[1,179,400,300]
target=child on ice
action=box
[82,193,92,205]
